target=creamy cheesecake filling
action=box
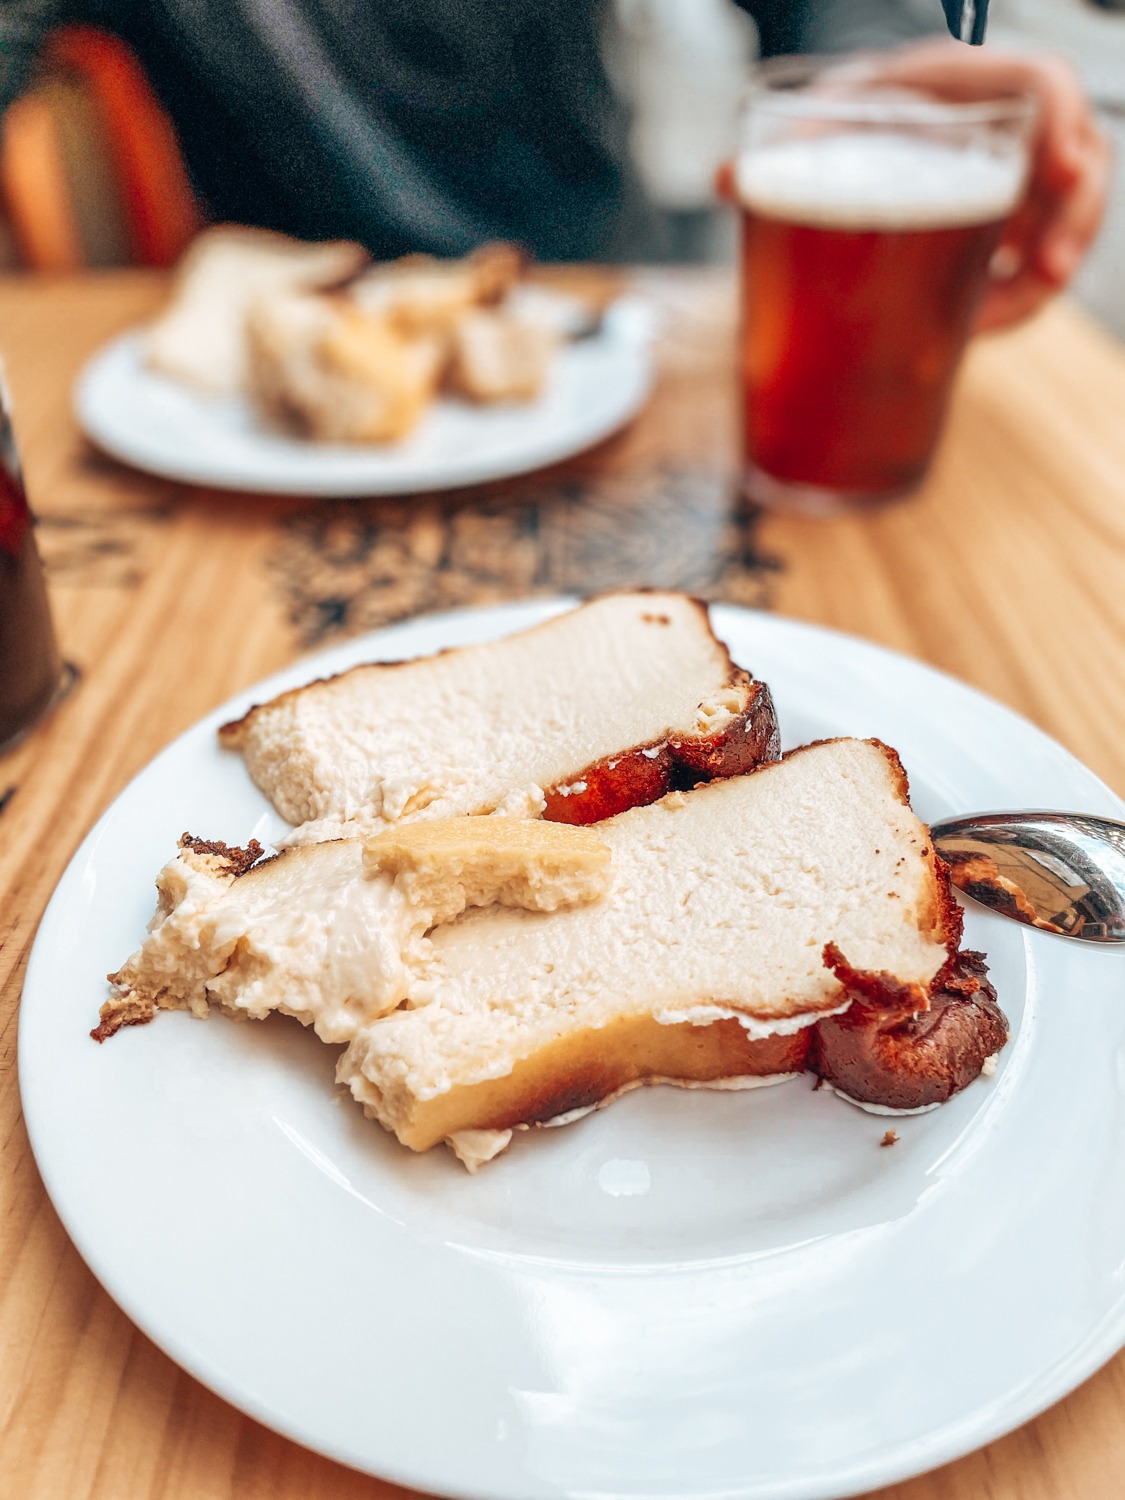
[111,841,419,1040]
[109,820,612,1044]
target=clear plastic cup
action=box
[737,57,1036,513]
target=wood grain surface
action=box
[2,267,1124,1500]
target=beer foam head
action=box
[737,133,1025,231]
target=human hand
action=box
[877,40,1111,331]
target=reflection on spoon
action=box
[930,811,1125,945]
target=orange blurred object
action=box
[0,25,201,270]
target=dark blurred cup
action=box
[0,371,63,751]
[737,56,1036,514]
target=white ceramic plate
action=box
[73,303,653,496]
[19,602,1125,1500]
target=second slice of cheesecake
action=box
[218,591,779,843]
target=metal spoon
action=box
[930,811,1125,944]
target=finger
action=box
[878,42,1092,187]
[1000,122,1111,287]
[1038,125,1113,282]
[976,267,1058,333]
[975,133,1107,330]
[881,42,1110,302]
[879,39,1087,135]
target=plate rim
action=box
[18,598,1125,1500]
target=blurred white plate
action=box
[18,601,1125,1500]
[74,302,654,496]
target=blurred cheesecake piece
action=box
[145,225,368,396]
[349,242,525,336]
[246,294,443,443]
[449,308,559,403]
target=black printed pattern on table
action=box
[36,508,173,589]
[268,465,784,646]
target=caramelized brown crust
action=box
[387,1014,811,1151]
[178,833,264,876]
[543,678,780,825]
[810,946,1008,1111]
[671,679,781,781]
[91,994,156,1043]
[920,852,965,961]
[542,744,676,824]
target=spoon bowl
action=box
[930,811,1125,944]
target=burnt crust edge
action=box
[543,675,781,826]
[811,946,1007,1110]
[178,833,265,876]
[90,994,156,1043]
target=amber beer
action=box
[738,107,1030,510]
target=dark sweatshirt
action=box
[0,1,941,259]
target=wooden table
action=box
[2,268,1125,1500]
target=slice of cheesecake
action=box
[98,740,1004,1166]
[337,738,989,1162]
[218,592,779,844]
[145,226,369,396]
